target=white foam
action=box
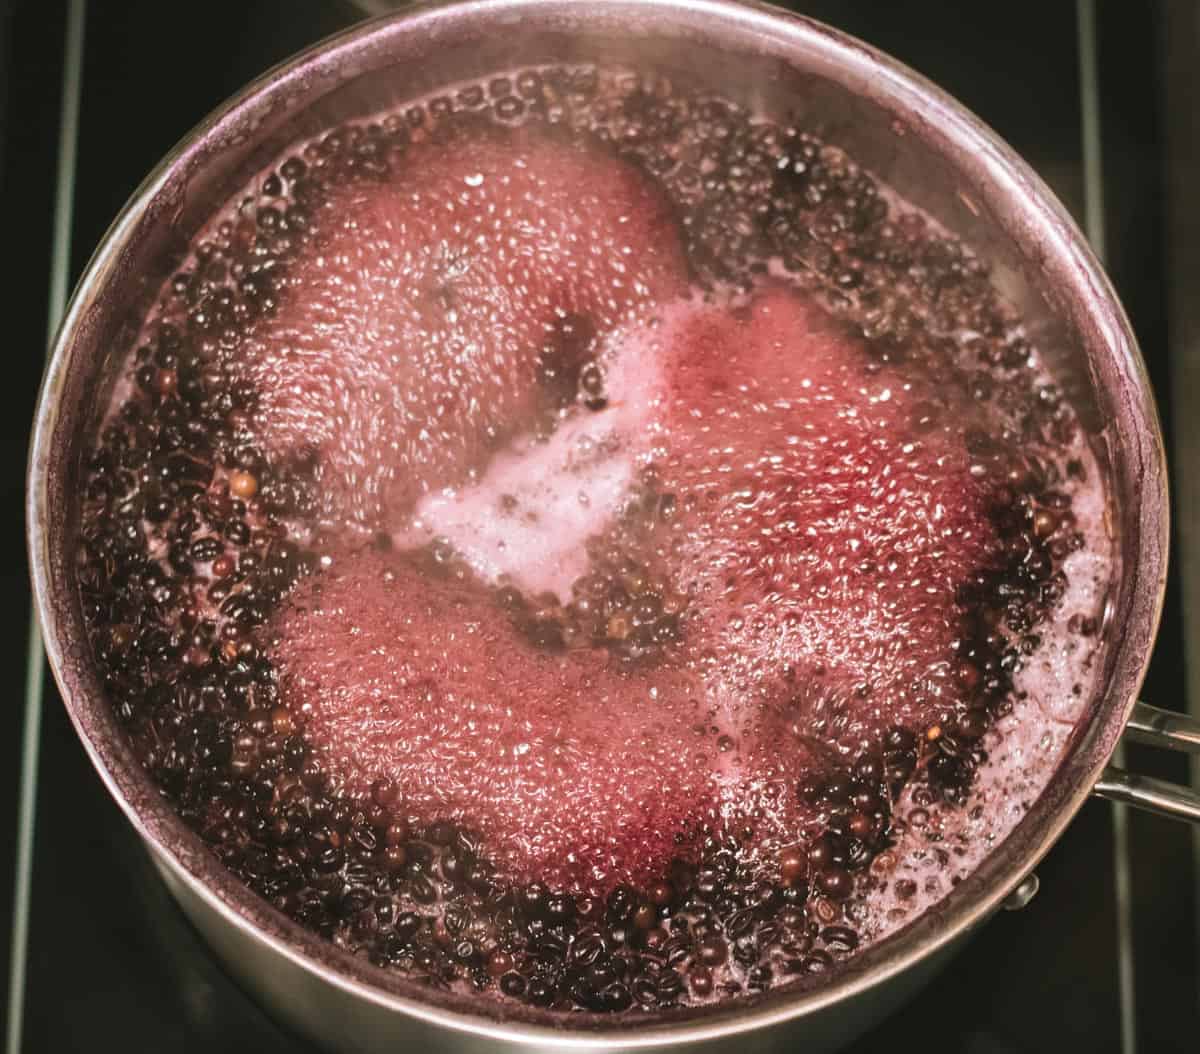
[395,312,674,599]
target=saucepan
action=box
[26,1,1200,1050]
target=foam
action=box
[855,437,1113,942]
[232,124,688,529]
[274,549,713,890]
[395,310,672,599]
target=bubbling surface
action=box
[643,290,1003,755]
[238,124,687,528]
[77,65,1113,1016]
[278,282,1005,893]
[278,548,739,892]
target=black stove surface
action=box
[5,2,1197,1051]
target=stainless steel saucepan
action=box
[26,1,1200,1050]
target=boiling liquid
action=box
[77,66,1113,1013]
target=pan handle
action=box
[1092,701,1200,824]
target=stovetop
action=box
[5,2,1197,1050]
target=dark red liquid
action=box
[274,283,1000,893]
[77,67,1100,1015]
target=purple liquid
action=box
[76,66,1111,1014]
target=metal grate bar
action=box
[1075,2,1137,1053]
[6,3,87,1052]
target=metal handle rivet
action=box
[1002,872,1040,911]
